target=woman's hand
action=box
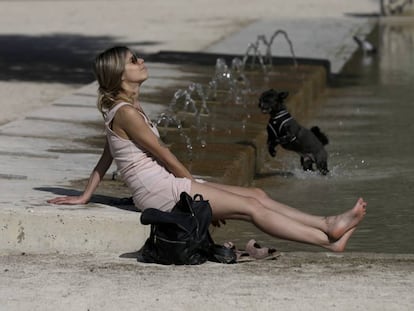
[47,140,113,206]
[47,196,89,205]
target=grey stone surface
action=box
[207,17,377,73]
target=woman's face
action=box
[122,51,148,85]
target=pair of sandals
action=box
[224,239,280,263]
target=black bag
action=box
[138,192,236,265]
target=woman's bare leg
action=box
[204,181,367,239]
[190,181,366,252]
[205,181,328,226]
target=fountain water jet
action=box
[257,29,298,68]
[242,42,268,73]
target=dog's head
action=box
[258,89,289,114]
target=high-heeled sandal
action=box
[224,240,280,262]
[245,239,279,260]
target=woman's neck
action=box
[121,81,140,101]
[117,90,139,106]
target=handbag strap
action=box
[193,193,204,201]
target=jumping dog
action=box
[258,89,329,175]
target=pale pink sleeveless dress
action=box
[105,102,191,212]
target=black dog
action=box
[258,89,329,175]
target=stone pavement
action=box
[1,252,413,311]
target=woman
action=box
[48,46,367,252]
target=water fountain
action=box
[168,88,198,115]
[149,28,327,180]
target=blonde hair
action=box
[93,46,133,117]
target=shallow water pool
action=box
[212,19,414,254]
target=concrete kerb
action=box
[0,204,148,255]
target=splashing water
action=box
[155,29,299,158]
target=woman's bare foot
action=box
[326,198,367,241]
[328,227,356,252]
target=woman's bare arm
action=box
[114,105,194,180]
[47,140,113,205]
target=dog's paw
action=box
[301,157,314,171]
[320,169,329,176]
[318,166,329,176]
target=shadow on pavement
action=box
[0,34,159,84]
[34,186,138,212]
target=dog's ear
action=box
[259,89,275,102]
[278,92,289,101]
[270,89,279,97]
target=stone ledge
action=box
[0,205,148,255]
[0,59,328,255]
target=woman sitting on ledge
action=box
[48,46,367,252]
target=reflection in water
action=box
[212,20,414,253]
[379,19,414,84]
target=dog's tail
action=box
[311,126,329,145]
